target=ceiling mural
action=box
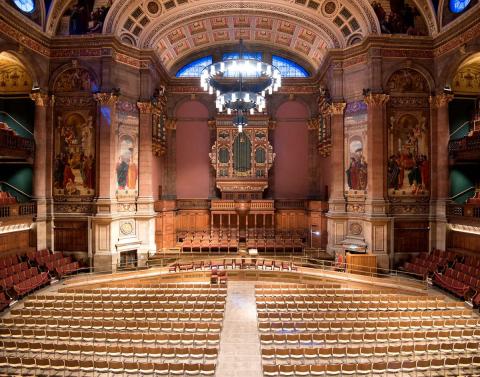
[452,54,480,94]
[0,53,33,94]
[43,0,443,73]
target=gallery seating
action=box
[433,254,480,301]
[0,253,50,300]
[402,249,455,279]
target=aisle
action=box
[215,281,263,377]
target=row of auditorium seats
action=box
[0,328,220,346]
[0,341,219,362]
[169,258,297,273]
[179,230,306,252]
[261,342,480,364]
[11,309,224,322]
[262,356,480,376]
[257,308,470,322]
[260,328,480,346]
[0,357,216,375]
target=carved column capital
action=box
[165,118,177,130]
[307,117,320,130]
[429,94,454,109]
[30,92,53,107]
[364,93,390,107]
[329,102,346,115]
[137,101,154,114]
[93,92,119,106]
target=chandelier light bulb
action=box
[227,108,232,115]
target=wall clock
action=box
[13,0,35,12]
[450,0,471,13]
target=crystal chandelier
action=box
[200,41,281,131]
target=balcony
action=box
[447,202,480,225]
[0,202,36,219]
[0,114,34,162]
[448,131,480,164]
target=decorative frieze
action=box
[93,92,119,106]
[30,92,53,107]
[429,94,454,109]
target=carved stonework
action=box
[55,96,95,107]
[364,93,389,107]
[346,203,365,213]
[307,118,319,130]
[93,92,119,106]
[390,204,429,214]
[330,102,346,115]
[119,221,134,235]
[54,67,96,93]
[137,101,153,114]
[54,203,95,213]
[389,96,429,108]
[387,69,429,93]
[349,222,363,236]
[429,94,454,109]
[30,92,53,107]
[117,202,137,212]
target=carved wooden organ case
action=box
[209,115,275,199]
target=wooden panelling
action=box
[0,230,31,253]
[447,230,480,256]
[275,210,307,230]
[176,210,210,232]
[394,221,429,254]
[54,221,88,252]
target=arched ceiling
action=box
[0,52,33,94]
[44,0,443,74]
[105,0,382,73]
[452,53,480,94]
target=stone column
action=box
[363,93,391,270]
[91,92,119,272]
[136,101,157,262]
[30,92,54,251]
[326,102,346,255]
[328,102,346,205]
[429,94,453,251]
[364,94,390,210]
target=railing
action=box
[61,254,427,292]
[176,199,210,210]
[0,202,36,218]
[0,129,34,156]
[0,111,34,138]
[0,181,33,202]
[447,202,480,220]
[448,132,480,153]
[275,200,306,210]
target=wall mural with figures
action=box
[386,68,430,197]
[116,102,139,198]
[54,111,95,196]
[53,64,97,199]
[344,101,368,193]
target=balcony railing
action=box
[0,202,36,219]
[447,203,480,220]
[448,132,480,153]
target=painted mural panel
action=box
[344,101,368,193]
[54,110,95,196]
[387,110,429,196]
[116,103,139,198]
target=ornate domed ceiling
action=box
[44,0,441,74]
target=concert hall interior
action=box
[0,0,480,375]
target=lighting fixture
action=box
[201,40,282,131]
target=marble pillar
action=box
[364,93,391,270]
[429,94,454,251]
[91,92,119,272]
[30,92,54,251]
[136,101,157,263]
[326,102,346,255]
